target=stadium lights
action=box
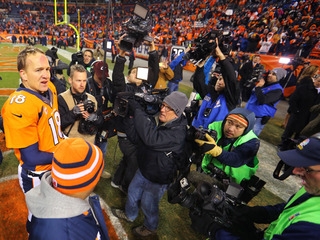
[279,57,291,65]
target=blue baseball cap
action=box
[278,134,320,167]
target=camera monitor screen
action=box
[136,67,149,81]
[134,4,149,19]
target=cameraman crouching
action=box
[58,64,103,145]
[111,91,189,237]
[194,107,260,185]
[187,107,260,238]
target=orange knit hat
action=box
[51,138,104,195]
[226,114,248,128]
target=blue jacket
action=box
[26,173,110,240]
[246,82,283,117]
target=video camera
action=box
[167,173,265,238]
[244,64,265,87]
[168,177,245,229]
[113,88,169,117]
[71,51,84,65]
[183,30,232,64]
[120,4,153,52]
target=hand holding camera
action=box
[195,133,222,157]
[72,105,82,115]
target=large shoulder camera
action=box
[113,87,168,117]
[168,178,244,228]
[184,30,232,64]
[168,174,265,238]
[120,4,153,52]
[71,51,84,65]
[244,64,265,87]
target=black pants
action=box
[112,136,138,191]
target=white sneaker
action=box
[111,181,120,188]
[101,171,111,179]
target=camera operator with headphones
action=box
[86,60,116,164]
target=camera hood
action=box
[119,36,136,52]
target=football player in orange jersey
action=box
[2,46,65,194]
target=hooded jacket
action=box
[25,172,109,240]
[201,108,260,183]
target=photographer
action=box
[192,38,240,129]
[239,54,265,102]
[86,60,116,158]
[67,49,95,77]
[246,68,285,136]
[45,47,68,94]
[110,34,159,193]
[215,134,320,240]
[111,91,189,237]
[58,64,103,144]
[194,107,260,185]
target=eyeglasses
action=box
[312,74,320,79]
[160,103,174,112]
[302,167,320,174]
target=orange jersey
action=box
[2,82,64,171]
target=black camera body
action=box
[71,51,84,65]
[83,99,95,114]
[244,64,265,87]
[113,88,168,117]
[120,4,153,52]
[184,30,232,64]
[186,127,218,165]
[168,178,244,229]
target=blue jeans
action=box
[95,140,107,156]
[125,169,168,231]
[215,229,242,240]
[253,117,265,136]
[167,81,179,94]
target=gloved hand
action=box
[72,105,82,115]
[127,98,143,116]
[195,133,222,157]
[230,204,270,224]
[189,210,222,237]
[87,113,98,122]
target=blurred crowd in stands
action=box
[0,0,319,58]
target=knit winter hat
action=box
[226,114,248,128]
[163,91,188,117]
[272,68,287,81]
[92,60,109,79]
[52,138,104,195]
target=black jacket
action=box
[288,77,320,133]
[193,57,240,112]
[129,108,188,184]
[112,50,160,134]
